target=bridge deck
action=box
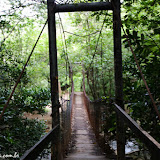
[65,92,109,160]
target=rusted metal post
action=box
[47,0,62,159]
[112,0,125,159]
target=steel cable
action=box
[0,19,48,121]
[58,13,73,76]
[112,2,160,120]
[88,14,107,69]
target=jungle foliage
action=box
[0,0,50,156]
[122,0,160,143]
[57,1,160,156]
[0,0,160,158]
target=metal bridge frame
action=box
[47,0,125,160]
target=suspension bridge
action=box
[1,0,160,160]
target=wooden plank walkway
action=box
[65,92,109,160]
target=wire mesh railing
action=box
[21,82,74,160]
[82,69,160,159]
[83,87,115,157]
[60,82,74,156]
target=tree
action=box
[0,0,50,156]
[122,0,160,142]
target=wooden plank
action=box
[55,2,113,12]
[114,103,160,158]
[20,124,59,160]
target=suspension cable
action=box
[88,14,107,69]
[82,14,107,100]
[58,13,68,55]
[58,13,74,88]
[58,13,72,72]
[0,19,48,121]
[0,19,22,46]
[122,26,160,120]
[112,3,160,120]
[58,14,68,80]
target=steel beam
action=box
[112,0,125,159]
[47,0,59,131]
[47,0,62,159]
[55,2,113,12]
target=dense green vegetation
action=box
[0,0,159,158]
[0,0,50,156]
[122,0,160,143]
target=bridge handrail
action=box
[114,103,160,158]
[82,67,160,158]
[83,90,160,158]
[21,82,74,160]
[20,124,59,160]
